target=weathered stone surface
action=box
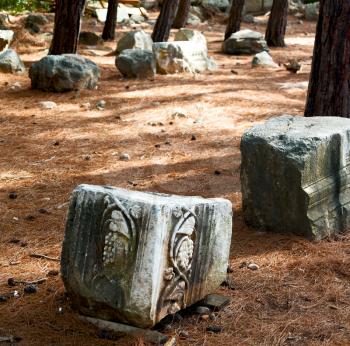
[116,30,153,54]
[223,29,268,55]
[202,0,230,12]
[174,29,207,49]
[29,54,100,92]
[244,0,273,14]
[61,184,232,328]
[25,13,48,34]
[304,2,319,21]
[79,31,103,46]
[153,41,217,74]
[241,115,350,240]
[0,49,25,74]
[252,51,278,68]
[0,30,14,53]
[116,49,155,79]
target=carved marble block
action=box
[241,115,350,240]
[61,184,232,328]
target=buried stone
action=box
[241,115,350,240]
[61,184,232,328]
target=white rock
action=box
[278,81,308,90]
[252,51,278,68]
[39,101,57,109]
[0,29,14,53]
[119,153,130,161]
[174,29,207,50]
[247,263,259,271]
[61,184,233,328]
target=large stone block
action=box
[0,49,25,74]
[29,54,99,92]
[241,115,350,240]
[153,41,217,74]
[223,29,268,55]
[61,184,232,328]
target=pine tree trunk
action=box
[49,0,86,55]
[102,0,119,41]
[225,0,245,41]
[152,0,179,42]
[265,0,288,47]
[305,1,350,117]
[173,0,191,29]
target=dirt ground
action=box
[0,10,350,346]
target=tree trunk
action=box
[265,0,288,47]
[305,1,350,117]
[225,0,245,41]
[49,0,86,55]
[173,0,191,29]
[152,0,179,42]
[102,0,119,41]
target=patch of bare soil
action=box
[1,12,349,346]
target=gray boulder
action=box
[223,29,268,55]
[241,115,350,240]
[0,30,14,53]
[0,49,25,74]
[29,54,100,92]
[61,184,232,328]
[304,2,319,21]
[116,49,155,79]
[202,0,230,12]
[153,41,217,74]
[25,13,48,34]
[252,51,278,68]
[116,30,153,54]
[79,31,103,46]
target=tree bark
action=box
[305,1,350,117]
[49,0,86,55]
[173,0,191,29]
[265,0,288,47]
[152,0,179,42]
[102,0,119,41]
[225,0,245,41]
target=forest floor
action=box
[0,10,350,346]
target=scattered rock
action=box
[116,49,156,79]
[96,100,106,110]
[9,82,22,90]
[7,278,16,286]
[47,270,59,277]
[25,214,36,221]
[223,29,269,55]
[202,0,230,12]
[79,31,103,46]
[116,30,153,54]
[252,51,278,68]
[0,295,7,302]
[284,59,301,73]
[0,49,25,74]
[13,290,20,298]
[178,330,189,338]
[0,30,14,53]
[24,284,37,294]
[214,170,221,175]
[8,192,17,199]
[206,326,222,333]
[278,81,308,90]
[38,208,50,214]
[153,41,217,74]
[191,134,197,141]
[304,2,319,21]
[171,110,187,119]
[25,13,48,34]
[196,306,211,315]
[39,101,57,109]
[119,153,130,161]
[247,263,259,271]
[203,294,230,309]
[29,54,100,92]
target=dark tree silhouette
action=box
[102,0,119,41]
[265,0,289,47]
[173,0,191,29]
[225,0,245,40]
[152,0,179,42]
[305,0,350,117]
[49,0,86,55]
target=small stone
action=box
[119,153,130,161]
[214,170,221,175]
[247,263,259,271]
[0,295,7,302]
[165,141,171,145]
[203,294,230,309]
[79,31,103,46]
[227,265,234,273]
[39,101,57,110]
[155,144,161,148]
[201,314,209,321]
[196,306,211,315]
[13,290,20,298]
[206,326,222,334]
[84,155,91,161]
[20,241,28,247]
[38,208,50,214]
[179,330,189,338]
[10,82,22,90]
[221,276,235,290]
[25,214,36,221]
[191,135,196,141]
[24,284,37,294]
[9,238,20,244]
[96,100,106,110]
[8,192,17,199]
[81,102,91,110]
[58,307,63,314]
[171,111,187,119]
[53,140,59,146]
[7,278,15,286]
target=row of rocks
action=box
[115,29,216,78]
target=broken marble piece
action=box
[61,184,232,328]
[241,115,350,240]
